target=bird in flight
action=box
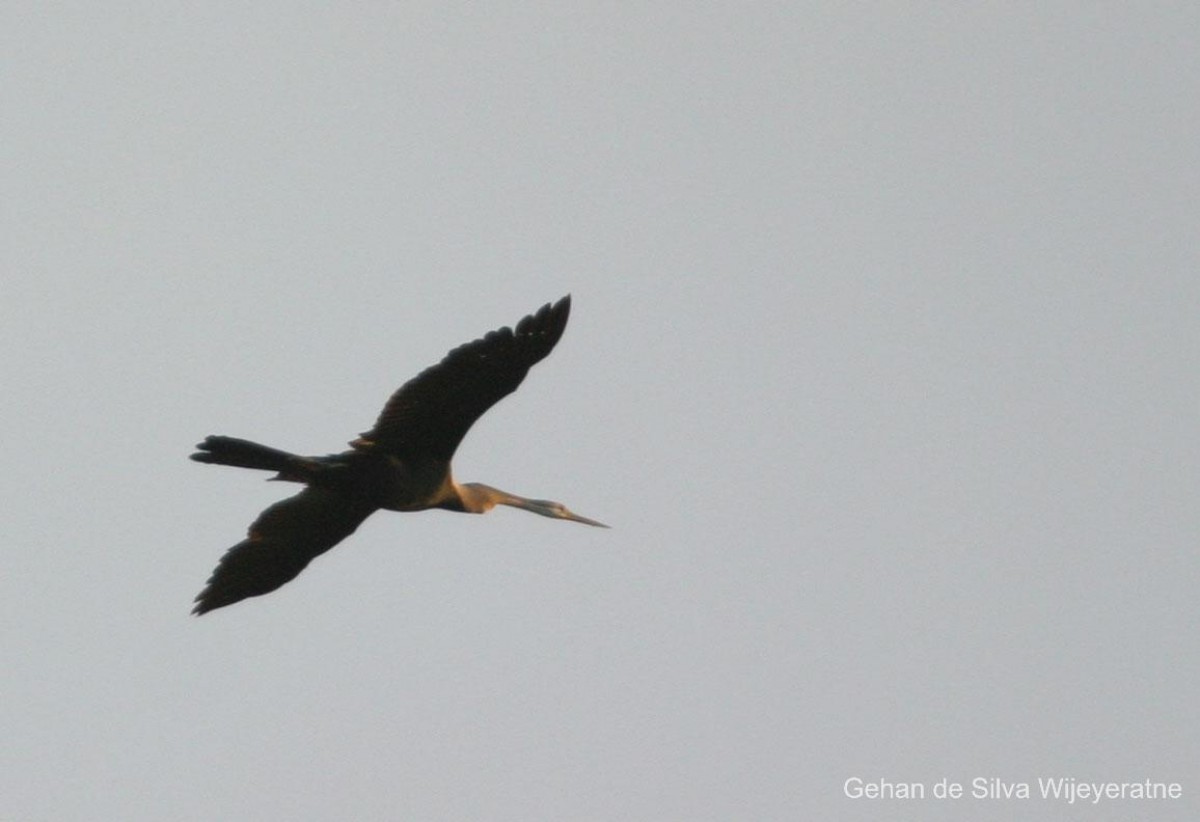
[190,295,606,615]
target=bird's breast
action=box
[373,455,458,512]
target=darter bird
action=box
[190,295,606,615]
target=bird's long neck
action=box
[455,481,608,527]
[456,482,531,514]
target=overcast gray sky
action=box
[5,3,1198,820]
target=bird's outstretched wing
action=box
[354,295,572,462]
[193,487,377,615]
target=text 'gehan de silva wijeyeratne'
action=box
[843,776,1183,805]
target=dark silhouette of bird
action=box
[190,295,606,614]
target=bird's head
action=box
[521,498,610,528]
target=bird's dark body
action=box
[189,296,604,615]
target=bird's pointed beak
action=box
[563,509,610,528]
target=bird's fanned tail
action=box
[191,435,305,475]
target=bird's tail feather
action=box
[190,435,306,475]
